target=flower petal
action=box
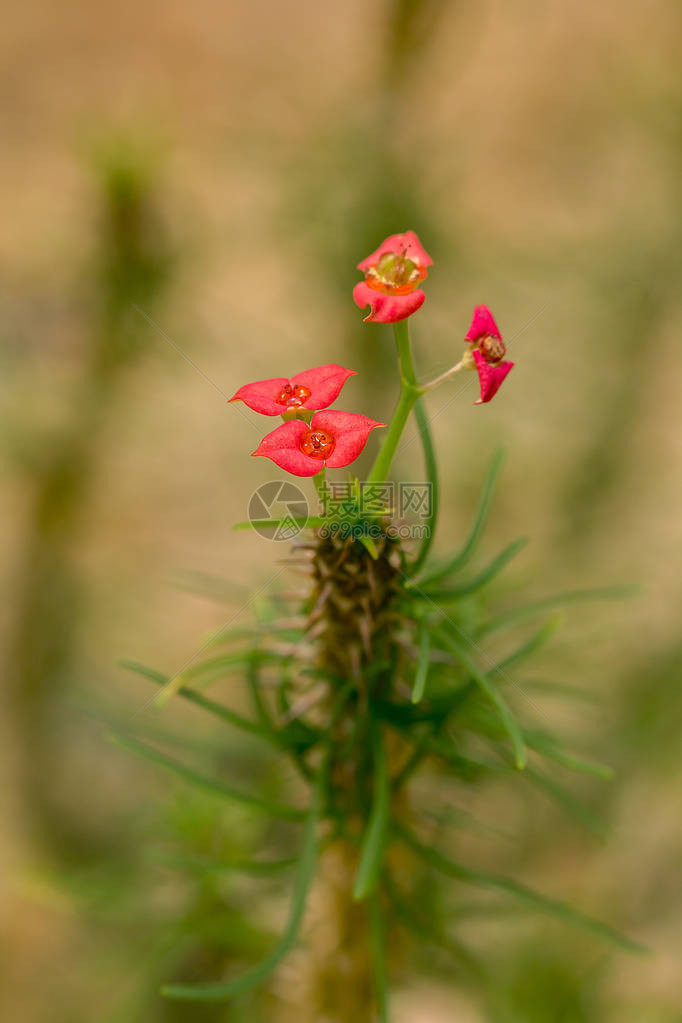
[230,378,289,416]
[353,281,426,324]
[465,305,502,343]
[310,411,384,469]
[472,349,514,404]
[357,231,433,272]
[252,420,322,476]
[291,364,357,410]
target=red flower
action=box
[353,230,433,323]
[230,364,356,416]
[252,410,384,477]
[465,305,514,404]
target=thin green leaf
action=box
[160,685,354,1002]
[121,658,318,770]
[478,585,638,638]
[417,537,528,602]
[182,650,290,685]
[149,656,249,699]
[411,623,431,704]
[423,735,503,775]
[357,533,379,560]
[493,616,562,674]
[517,678,601,703]
[438,634,527,769]
[109,733,304,821]
[154,673,188,708]
[374,681,475,727]
[119,660,270,739]
[354,724,390,900]
[232,515,327,532]
[525,731,614,780]
[246,655,275,732]
[162,785,321,1001]
[408,395,438,577]
[151,653,287,707]
[391,727,499,793]
[526,766,607,838]
[205,627,304,651]
[397,825,646,954]
[384,872,486,981]
[391,734,430,791]
[415,447,505,586]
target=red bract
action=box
[229,364,356,416]
[353,230,433,324]
[465,305,514,404]
[252,410,384,477]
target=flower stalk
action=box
[366,319,423,486]
[422,354,471,390]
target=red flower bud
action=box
[465,306,514,404]
[230,364,356,416]
[252,411,384,477]
[353,231,433,323]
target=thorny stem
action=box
[279,530,405,1023]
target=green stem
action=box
[365,320,439,574]
[366,320,422,485]
[313,467,327,509]
[409,395,438,575]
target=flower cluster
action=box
[230,365,382,477]
[231,231,517,479]
[352,231,514,405]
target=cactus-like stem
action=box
[276,530,410,1021]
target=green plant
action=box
[117,231,642,1021]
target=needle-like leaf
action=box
[109,733,304,821]
[411,623,431,704]
[477,585,638,638]
[119,659,271,739]
[414,447,505,586]
[438,633,527,769]
[417,537,528,602]
[397,825,646,954]
[162,786,321,1001]
[354,724,390,900]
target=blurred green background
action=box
[1,1,681,1020]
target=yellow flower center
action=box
[365,251,427,296]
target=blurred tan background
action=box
[1,0,681,1020]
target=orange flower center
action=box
[478,334,506,364]
[365,251,427,296]
[299,429,335,459]
[276,383,312,408]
